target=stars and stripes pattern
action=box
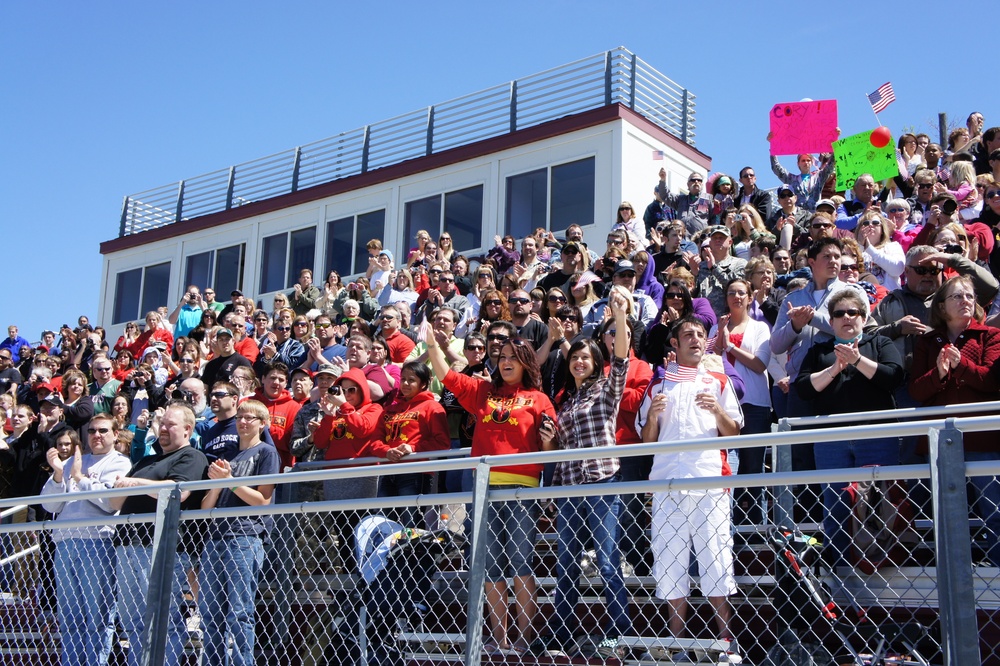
[661,361,699,382]
[868,82,896,114]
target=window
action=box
[112,261,171,324]
[259,227,316,294]
[325,209,386,278]
[184,244,245,299]
[505,157,595,237]
[403,185,483,254]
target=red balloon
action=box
[870,126,891,148]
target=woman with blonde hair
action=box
[727,205,774,260]
[855,211,904,290]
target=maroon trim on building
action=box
[101,103,711,254]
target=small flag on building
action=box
[868,82,896,114]
[652,150,666,160]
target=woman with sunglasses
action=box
[425,325,556,656]
[568,271,601,321]
[113,321,141,357]
[795,288,903,570]
[542,288,568,324]
[438,233,455,264]
[536,289,633,657]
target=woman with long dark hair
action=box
[537,287,633,657]
[425,324,555,655]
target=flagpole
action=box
[869,94,882,127]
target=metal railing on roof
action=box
[117,47,696,237]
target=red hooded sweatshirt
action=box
[314,367,388,461]
[252,387,302,469]
[377,390,450,460]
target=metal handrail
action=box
[118,47,697,237]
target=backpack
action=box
[847,468,920,574]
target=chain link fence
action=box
[0,412,998,665]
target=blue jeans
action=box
[965,451,1000,567]
[554,480,631,643]
[813,437,899,567]
[55,538,116,666]
[116,544,188,666]
[200,536,266,666]
[735,404,772,525]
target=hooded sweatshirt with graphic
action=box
[313,367,388,462]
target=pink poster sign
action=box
[769,100,839,156]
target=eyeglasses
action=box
[254,318,269,323]
[615,272,636,279]
[547,295,567,303]
[378,314,396,321]
[342,386,360,394]
[887,208,906,214]
[688,178,703,183]
[180,357,195,363]
[294,322,308,327]
[811,222,833,229]
[778,191,794,199]
[87,427,111,435]
[839,263,859,272]
[275,326,291,332]
[94,366,112,372]
[0,355,10,361]
[618,206,632,211]
[487,334,511,342]
[438,277,455,283]
[604,329,617,337]
[429,268,443,274]
[606,237,623,245]
[508,297,530,305]
[555,314,578,323]
[236,414,261,422]
[483,299,502,307]
[831,308,863,319]
[773,255,791,262]
[314,322,332,329]
[210,391,234,399]
[986,191,1000,200]
[477,273,492,279]
[727,290,749,297]
[860,219,882,227]
[562,247,578,255]
[665,292,684,300]
[465,344,485,352]
[917,183,934,189]
[946,292,976,302]
[741,173,755,179]
[908,265,941,276]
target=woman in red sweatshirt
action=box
[377,361,450,526]
[313,366,388,571]
[425,325,556,656]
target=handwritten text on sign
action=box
[769,100,839,156]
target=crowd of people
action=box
[1,111,999,664]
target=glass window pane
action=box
[355,210,386,275]
[185,251,213,292]
[325,216,355,277]
[140,262,171,316]
[214,244,244,298]
[445,186,483,253]
[550,157,595,234]
[259,233,288,294]
[287,227,316,287]
[505,168,546,239]
[112,268,143,325]
[404,196,441,253]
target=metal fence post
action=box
[119,196,130,237]
[291,146,302,193]
[928,422,981,665]
[174,180,185,224]
[628,53,637,109]
[225,166,236,210]
[603,51,613,106]
[361,125,371,174]
[509,80,518,133]
[773,419,794,528]
[425,106,435,156]
[260,481,296,661]
[681,90,689,144]
[463,461,492,664]
[141,486,182,666]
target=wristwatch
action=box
[725,342,736,353]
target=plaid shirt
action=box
[552,356,629,486]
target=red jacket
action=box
[252,388,302,468]
[377,391,450,461]
[122,328,174,360]
[314,368,387,462]
[443,370,555,485]
[605,350,653,445]
[909,321,1000,452]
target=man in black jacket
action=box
[735,166,772,222]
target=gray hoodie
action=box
[41,451,133,541]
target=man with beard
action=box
[538,242,587,297]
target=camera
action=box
[327,385,342,396]
[170,389,196,405]
[943,243,963,255]
[940,199,958,216]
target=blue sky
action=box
[1,0,992,341]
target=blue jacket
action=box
[0,335,31,363]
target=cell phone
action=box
[540,413,554,429]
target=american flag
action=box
[868,82,896,114]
